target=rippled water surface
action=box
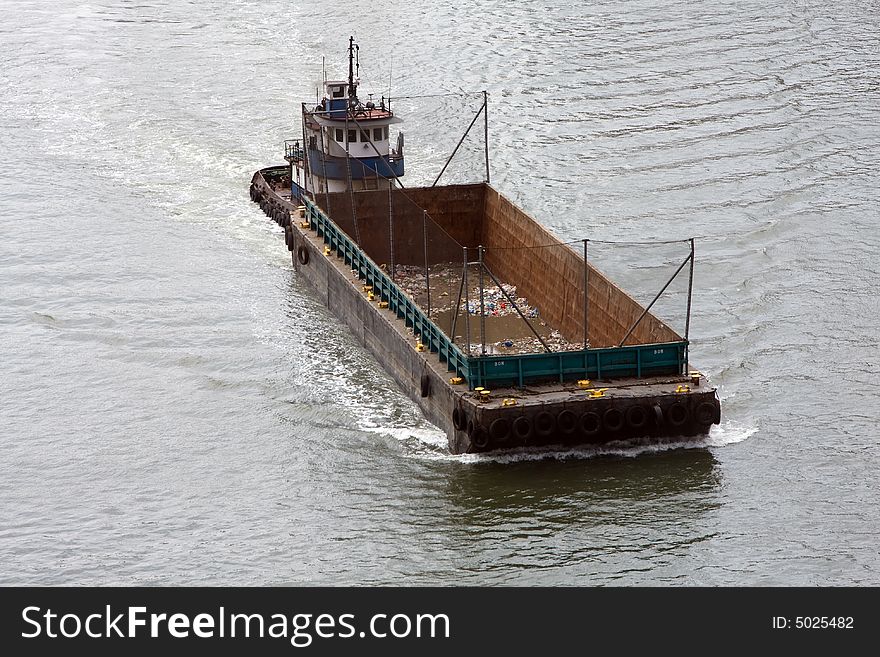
[2,0,879,585]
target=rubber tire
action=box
[472,428,490,450]
[603,408,624,433]
[452,407,466,431]
[626,405,648,430]
[489,418,511,443]
[580,412,601,437]
[297,246,309,265]
[534,411,555,437]
[420,373,431,398]
[667,402,688,427]
[557,410,577,435]
[652,403,664,426]
[695,401,716,426]
[513,416,533,442]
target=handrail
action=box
[284,140,303,160]
[304,198,472,382]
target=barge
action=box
[250,39,720,454]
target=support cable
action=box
[618,252,693,347]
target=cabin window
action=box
[373,128,383,141]
[331,86,344,98]
[360,130,369,143]
[335,128,344,142]
[347,129,357,143]
[384,127,389,139]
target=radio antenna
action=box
[348,36,359,104]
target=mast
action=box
[348,36,359,106]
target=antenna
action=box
[322,56,326,83]
[347,36,358,105]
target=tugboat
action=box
[250,38,721,454]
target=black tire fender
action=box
[472,428,490,450]
[695,401,717,426]
[603,408,624,432]
[534,411,555,437]
[557,410,577,435]
[452,407,466,431]
[296,245,309,265]
[667,402,688,427]
[512,416,533,442]
[489,418,511,443]
[652,403,664,426]
[580,412,601,436]
[420,372,431,398]
[626,405,648,430]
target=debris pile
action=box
[393,264,585,355]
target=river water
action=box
[2,0,878,585]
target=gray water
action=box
[2,0,879,585]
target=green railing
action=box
[304,198,472,380]
[303,198,688,390]
[470,342,687,388]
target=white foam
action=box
[704,421,758,447]
[362,418,758,463]
[360,424,449,452]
